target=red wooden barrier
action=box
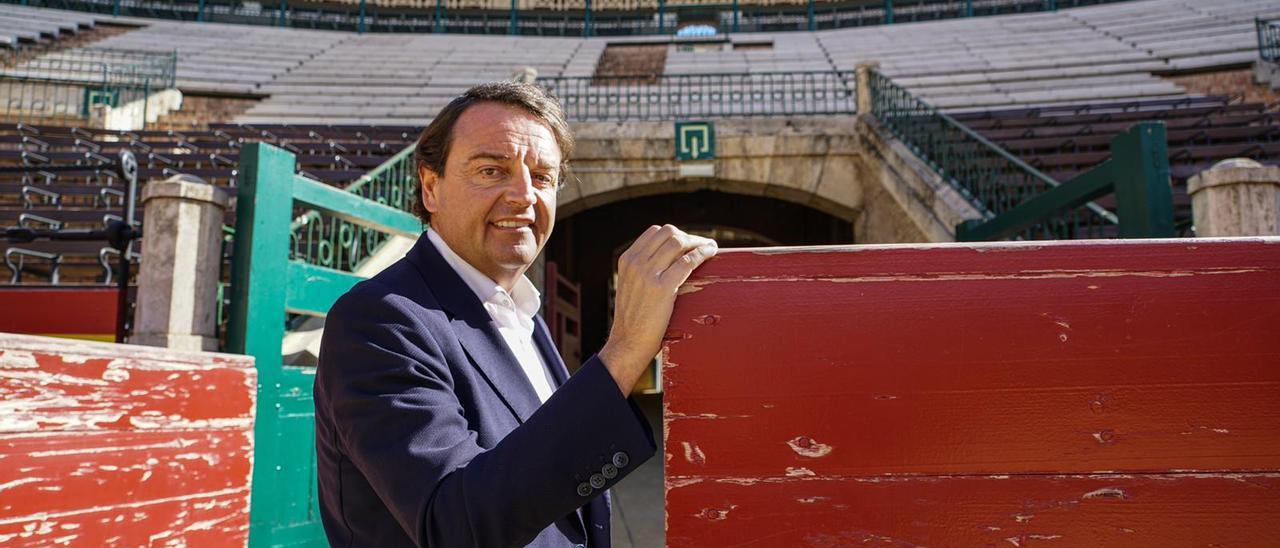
[0,333,256,546]
[0,287,119,342]
[664,238,1280,546]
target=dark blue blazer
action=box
[314,234,656,547]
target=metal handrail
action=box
[868,69,1119,240]
[289,144,419,273]
[4,0,1138,36]
[540,70,857,122]
[1258,18,1280,64]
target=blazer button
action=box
[589,473,606,489]
[611,451,629,469]
[601,463,618,479]
[576,482,592,497]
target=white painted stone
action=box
[131,175,229,352]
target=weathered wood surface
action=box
[0,333,256,546]
[664,238,1280,547]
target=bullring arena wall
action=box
[0,334,256,546]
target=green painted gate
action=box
[226,142,421,546]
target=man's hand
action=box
[598,224,717,395]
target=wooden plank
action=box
[664,238,1280,546]
[667,473,1280,547]
[0,287,117,339]
[0,334,256,547]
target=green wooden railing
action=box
[226,143,421,547]
[868,69,1173,241]
[1259,18,1280,64]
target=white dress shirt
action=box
[426,228,556,403]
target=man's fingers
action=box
[659,241,717,288]
[625,224,668,264]
[648,230,715,271]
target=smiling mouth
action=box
[492,220,532,229]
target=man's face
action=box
[420,102,561,287]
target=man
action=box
[314,82,717,547]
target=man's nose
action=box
[504,167,537,206]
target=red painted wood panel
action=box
[0,333,256,547]
[664,238,1280,546]
[0,287,118,339]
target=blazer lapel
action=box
[533,314,570,387]
[408,235,541,423]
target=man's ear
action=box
[419,166,442,214]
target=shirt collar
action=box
[426,227,541,318]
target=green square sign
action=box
[675,121,715,161]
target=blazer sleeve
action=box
[316,283,657,548]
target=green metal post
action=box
[435,0,443,33]
[510,0,517,35]
[732,0,739,33]
[585,0,592,37]
[884,0,893,25]
[807,0,814,31]
[228,143,293,546]
[965,0,973,17]
[359,0,366,33]
[112,0,120,16]
[659,0,665,33]
[197,0,205,22]
[279,0,289,27]
[1046,0,1058,11]
[1110,122,1174,238]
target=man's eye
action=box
[479,167,502,177]
[534,173,557,187]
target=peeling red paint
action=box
[665,239,1280,546]
[0,334,256,547]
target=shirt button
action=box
[611,451,629,469]
[576,482,592,497]
[601,463,618,479]
[589,473,606,489]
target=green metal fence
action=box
[868,69,1173,241]
[1259,18,1280,64]
[5,0,1136,36]
[227,142,422,547]
[540,71,856,122]
[0,47,177,126]
[290,144,418,273]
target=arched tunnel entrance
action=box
[543,187,854,388]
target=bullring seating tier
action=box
[7,0,1277,123]
[0,4,99,47]
[0,122,418,283]
[950,95,1280,233]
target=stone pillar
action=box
[1187,159,1280,237]
[132,175,230,351]
[855,61,880,115]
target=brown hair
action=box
[412,81,574,223]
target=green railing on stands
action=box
[6,0,1136,36]
[540,71,857,122]
[1258,18,1280,64]
[290,144,418,273]
[868,69,1173,241]
[227,142,422,547]
[0,47,177,126]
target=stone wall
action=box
[562,114,976,244]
